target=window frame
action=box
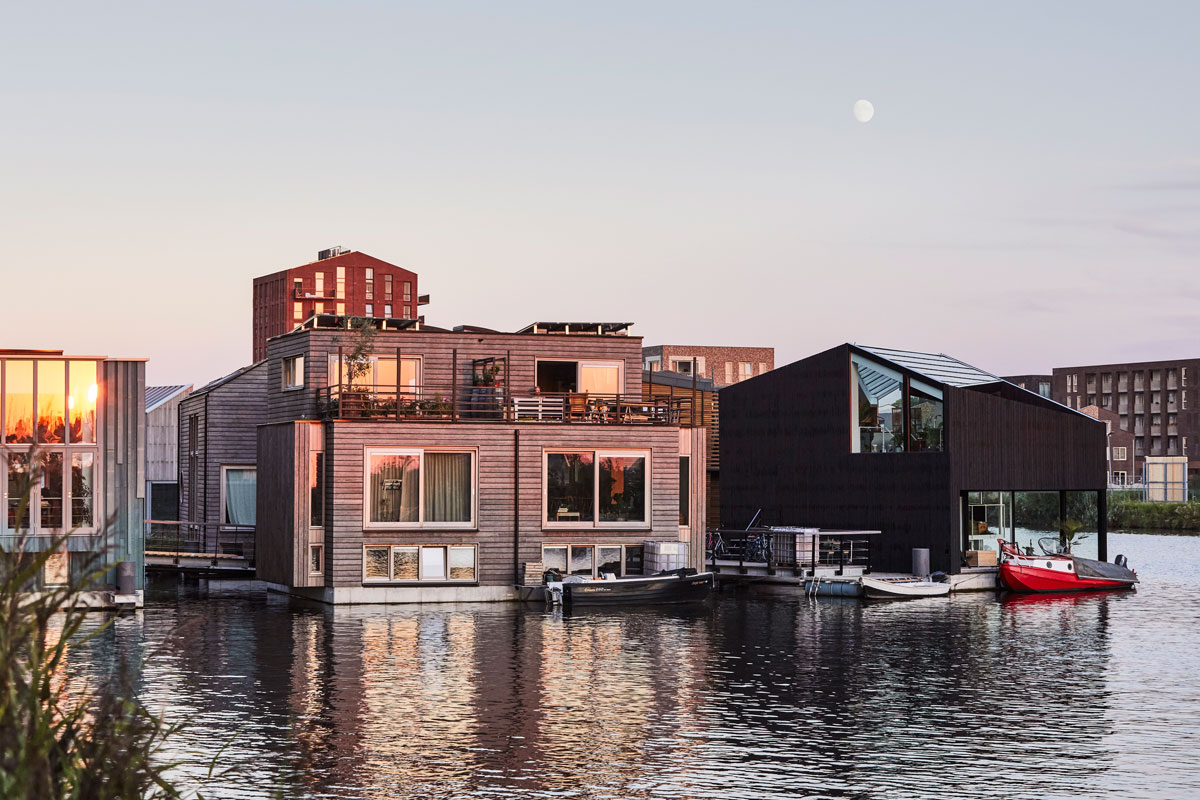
[309,544,324,576]
[362,447,478,530]
[534,358,626,395]
[219,464,257,529]
[281,354,305,391]
[541,543,642,578]
[542,448,651,529]
[361,543,478,583]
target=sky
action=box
[2,2,1198,387]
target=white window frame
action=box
[534,359,626,395]
[541,543,641,578]
[1112,446,1127,461]
[361,543,478,583]
[282,355,305,390]
[309,544,324,575]
[542,448,651,529]
[362,447,478,530]
[670,358,694,375]
[219,464,257,528]
[1112,471,1127,486]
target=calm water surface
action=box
[70,532,1200,799]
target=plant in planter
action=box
[473,363,500,386]
[1056,518,1089,553]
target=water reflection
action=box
[65,534,1200,799]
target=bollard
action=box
[911,548,930,579]
[116,561,136,595]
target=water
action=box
[68,532,1200,799]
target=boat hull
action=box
[861,577,950,600]
[999,563,1136,593]
[563,572,715,606]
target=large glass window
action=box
[365,449,475,527]
[545,450,648,526]
[852,355,905,453]
[546,452,594,522]
[365,268,374,300]
[363,544,476,582]
[39,452,63,530]
[37,361,66,444]
[222,466,257,526]
[71,452,94,528]
[68,360,97,444]
[328,354,420,393]
[6,453,29,530]
[535,360,624,395]
[909,380,945,452]
[5,360,33,444]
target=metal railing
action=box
[708,527,877,575]
[317,384,692,425]
[145,520,256,566]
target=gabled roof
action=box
[189,362,265,398]
[145,385,191,412]
[856,345,1001,388]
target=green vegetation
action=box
[0,457,183,799]
[1108,499,1200,531]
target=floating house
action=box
[0,349,146,590]
[720,344,1108,575]
[145,384,191,522]
[241,317,705,603]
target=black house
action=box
[720,344,1108,575]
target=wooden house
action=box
[0,350,146,589]
[720,344,1108,575]
[145,384,191,522]
[177,362,267,561]
[254,317,704,603]
[641,369,720,527]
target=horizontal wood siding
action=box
[319,421,680,588]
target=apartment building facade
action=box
[642,344,774,388]
[251,248,425,361]
[1054,358,1200,479]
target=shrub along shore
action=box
[1109,499,1200,532]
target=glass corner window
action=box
[851,354,944,454]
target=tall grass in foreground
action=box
[0,454,183,799]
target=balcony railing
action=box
[145,520,256,565]
[708,527,878,575]
[317,384,692,425]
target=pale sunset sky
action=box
[1,2,1197,387]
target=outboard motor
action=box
[1114,554,1129,568]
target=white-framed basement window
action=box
[543,449,650,528]
[363,448,477,529]
[542,543,644,577]
[362,544,478,583]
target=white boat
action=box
[861,576,950,600]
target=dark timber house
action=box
[255,317,705,603]
[720,344,1108,575]
[1,350,146,591]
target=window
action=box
[535,360,624,395]
[38,361,65,443]
[851,355,943,454]
[1112,446,1127,461]
[679,456,690,526]
[71,453,94,528]
[403,281,412,302]
[221,466,257,526]
[315,272,324,296]
[327,354,420,393]
[362,544,476,582]
[672,359,693,376]
[310,452,324,528]
[5,360,33,444]
[365,303,373,317]
[336,302,345,316]
[739,361,753,379]
[542,544,642,577]
[336,266,345,299]
[39,452,63,530]
[364,449,476,528]
[282,355,304,390]
[365,268,374,300]
[310,545,323,575]
[384,274,393,301]
[1112,471,1127,486]
[545,450,648,526]
[294,302,303,321]
[384,304,392,317]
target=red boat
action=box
[997,539,1138,594]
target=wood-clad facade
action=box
[177,362,267,559]
[255,322,703,603]
[0,352,146,589]
[145,384,191,521]
[642,370,721,528]
[720,344,1108,575]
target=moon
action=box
[853,99,875,123]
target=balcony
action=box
[317,384,691,425]
[294,287,337,300]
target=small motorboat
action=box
[998,538,1138,594]
[547,568,715,607]
[860,575,951,600]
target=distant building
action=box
[0,350,146,590]
[642,345,774,388]
[145,384,191,522]
[1053,358,1200,480]
[1080,405,1136,487]
[251,248,426,362]
[721,344,1108,575]
[1003,374,1053,398]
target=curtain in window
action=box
[425,453,472,523]
[370,455,418,522]
[224,468,257,526]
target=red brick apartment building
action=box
[642,345,774,388]
[252,248,426,361]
